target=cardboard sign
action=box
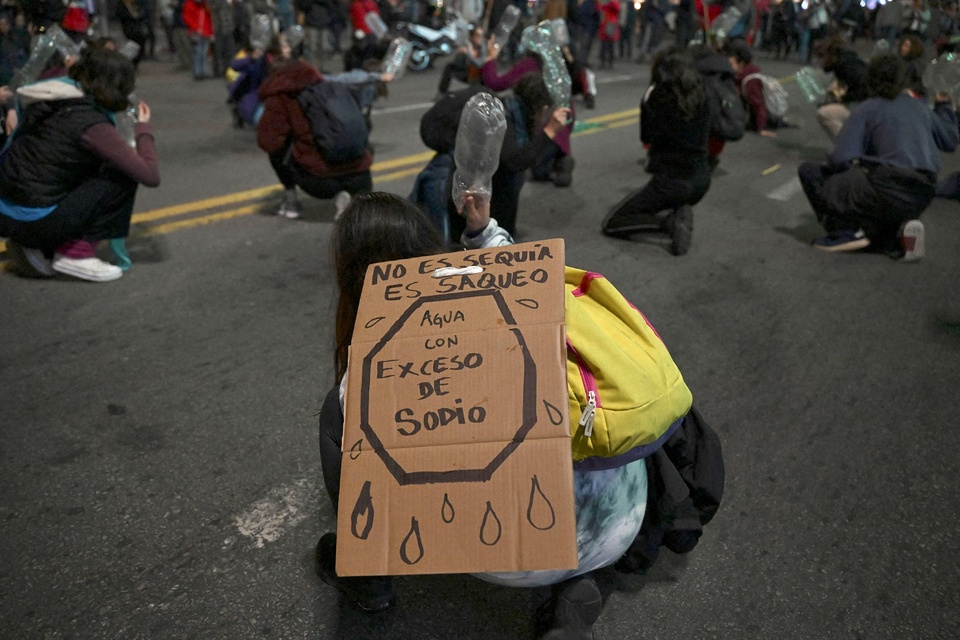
[337,239,577,576]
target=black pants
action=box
[319,387,345,510]
[437,53,474,93]
[602,165,711,234]
[0,170,137,254]
[269,150,373,199]
[798,162,936,251]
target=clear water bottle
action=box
[8,34,57,90]
[47,25,82,59]
[548,18,570,48]
[451,93,507,211]
[381,38,413,79]
[365,12,389,40]
[490,5,521,57]
[520,24,570,109]
[795,66,828,103]
[284,24,304,49]
[119,40,141,60]
[712,7,743,42]
[249,14,274,51]
[923,53,960,96]
[115,93,138,148]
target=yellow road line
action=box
[132,185,281,223]
[582,109,638,124]
[575,117,635,136]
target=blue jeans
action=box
[191,35,210,78]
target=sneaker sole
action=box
[52,261,123,282]
[554,577,602,635]
[813,237,871,252]
[5,241,56,277]
[900,220,924,262]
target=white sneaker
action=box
[899,219,924,262]
[334,191,352,220]
[276,201,302,219]
[52,255,123,282]
[5,240,55,277]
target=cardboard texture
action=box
[337,239,577,576]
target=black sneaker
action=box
[811,228,870,252]
[584,94,595,109]
[315,533,396,613]
[667,205,693,256]
[539,575,603,639]
[554,156,575,188]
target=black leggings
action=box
[0,169,137,254]
[319,387,345,510]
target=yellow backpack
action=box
[565,267,693,462]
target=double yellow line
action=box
[0,108,638,255]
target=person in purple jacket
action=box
[0,48,160,282]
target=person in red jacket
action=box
[182,0,214,79]
[597,0,621,69]
[723,38,778,137]
[349,0,380,33]
[256,55,374,219]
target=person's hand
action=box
[544,107,572,137]
[461,193,491,233]
[485,35,499,62]
[136,101,151,124]
[935,91,955,107]
[5,108,18,136]
[380,72,394,83]
[759,129,777,138]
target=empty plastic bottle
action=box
[119,40,141,61]
[284,25,305,49]
[490,5,521,56]
[795,66,829,102]
[451,93,507,212]
[250,14,274,51]
[711,7,743,42]
[115,93,138,148]
[9,34,57,90]
[548,18,570,48]
[381,38,413,79]
[923,53,960,96]
[47,25,82,59]
[365,12,389,40]
[520,24,571,110]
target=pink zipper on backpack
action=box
[567,339,599,437]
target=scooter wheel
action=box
[408,42,431,72]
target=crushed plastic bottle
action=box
[490,5,521,56]
[520,24,571,109]
[365,12,389,40]
[711,7,743,42]
[249,14,274,51]
[795,66,829,102]
[284,24,304,49]
[547,18,569,48]
[451,93,507,212]
[8,34,57,90]
[380,37,413,79]
[923,52,960,96]
[119,40,141,60]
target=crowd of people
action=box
[4,2,960,639]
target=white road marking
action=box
[372,101,435,115]
[767,176,803,202]
[233,478,314,548]
[596,74,635,84]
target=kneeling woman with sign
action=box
[317,191,724,639]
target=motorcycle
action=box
[397,15,471,72]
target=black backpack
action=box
[419,85,489,154]
[296,81,369,165]
[702,74,746,143]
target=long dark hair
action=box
[332,192,445,383]
[513,72,554,135]
[651,48,706,120]
[68,48,135,112]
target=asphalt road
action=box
[1,43,959,640]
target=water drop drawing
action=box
[480,501,502,546]
[350,480,374,540]
[543,400,563,425]
[516,299,540,309]
[364,316,385,329]
[400,516,424,564]
[441,493,456,523]
[349,439,363,460]
[526,475,556,531]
